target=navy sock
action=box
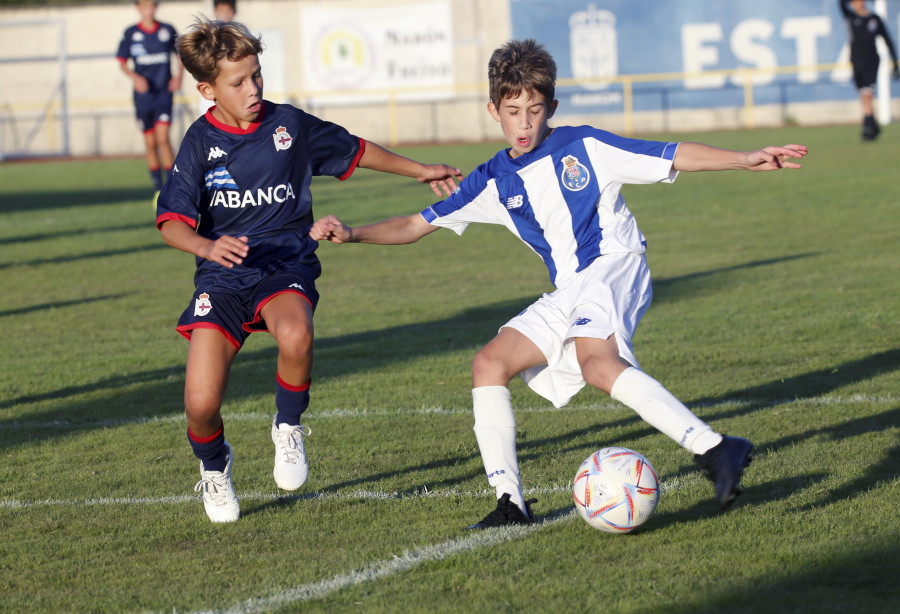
[150,168,163,191]
[275,373,310,426]
[188,422,227,472]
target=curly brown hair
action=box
[177,18,263,84]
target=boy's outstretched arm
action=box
[359,141,463,197]
[310,213,438,245]
[673,142,807,172]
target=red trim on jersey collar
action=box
[204,101,269,135]
[339,138,366,181]
[137,21,160,35]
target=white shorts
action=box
[504,252,652,408]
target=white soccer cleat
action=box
[271,418,311,491]
[193,442,240,523]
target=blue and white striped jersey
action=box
[421,125,679,289]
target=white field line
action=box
[191,511,578,614]
[0,394,894,431]
[188,477,687,614]
[0,477,686,511]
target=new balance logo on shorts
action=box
[207,146,227,161]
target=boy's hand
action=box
[202,235,249,268]
[745,144,807,171]
[132,74,149,94]
[310,215,353,244]
[418,164,463,197]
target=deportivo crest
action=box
[560,155,590,191]
[194,292,212,317]
[273,126,294,151]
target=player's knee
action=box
[184,388,222,420]
[580,354,622,394]
[274,322,314,364]
[472,347,511,384]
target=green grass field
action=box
[1,124,898,613]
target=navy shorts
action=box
[176,263,320,350]
[134,89,173,132]
[852,60,879,91]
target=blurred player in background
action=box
[117,0,183,195]
[839,0,900,140]
[213,0,237,22]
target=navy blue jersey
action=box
[839,1,898,66]
[157,101,364,292]
[116,21,178,92]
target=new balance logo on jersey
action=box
[207,146,227,161]
[209,182,297,209]
[572,317,592,326]
[506,195,524,209]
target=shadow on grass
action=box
[645,541,900,614]
[0,242,168,270]
[0,293,128,318]
[651,252,820,302]
[0,187,155,214]
[0,222,152,246]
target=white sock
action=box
[472,386,526,514]
[610,367,723,455]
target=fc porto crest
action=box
[273,126,294,151]
[194,292,213,317]
[560,155,590,191]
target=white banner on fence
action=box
[300,0,454,102]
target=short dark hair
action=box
[488,39,557,106]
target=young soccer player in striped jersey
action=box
[311,39,808,528]
[156,19,462,523]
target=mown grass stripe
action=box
[0,394,893,431]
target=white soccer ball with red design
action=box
[573,447,659,533]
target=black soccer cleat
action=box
[694,435,754,510]
[466,493,537,529]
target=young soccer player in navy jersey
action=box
[838,0,900,140]
[156,19,462,523]
[311,39,808,528]
[116,0,183,194]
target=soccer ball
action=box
[572,447,660,533]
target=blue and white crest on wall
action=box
[560,155,590,191]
